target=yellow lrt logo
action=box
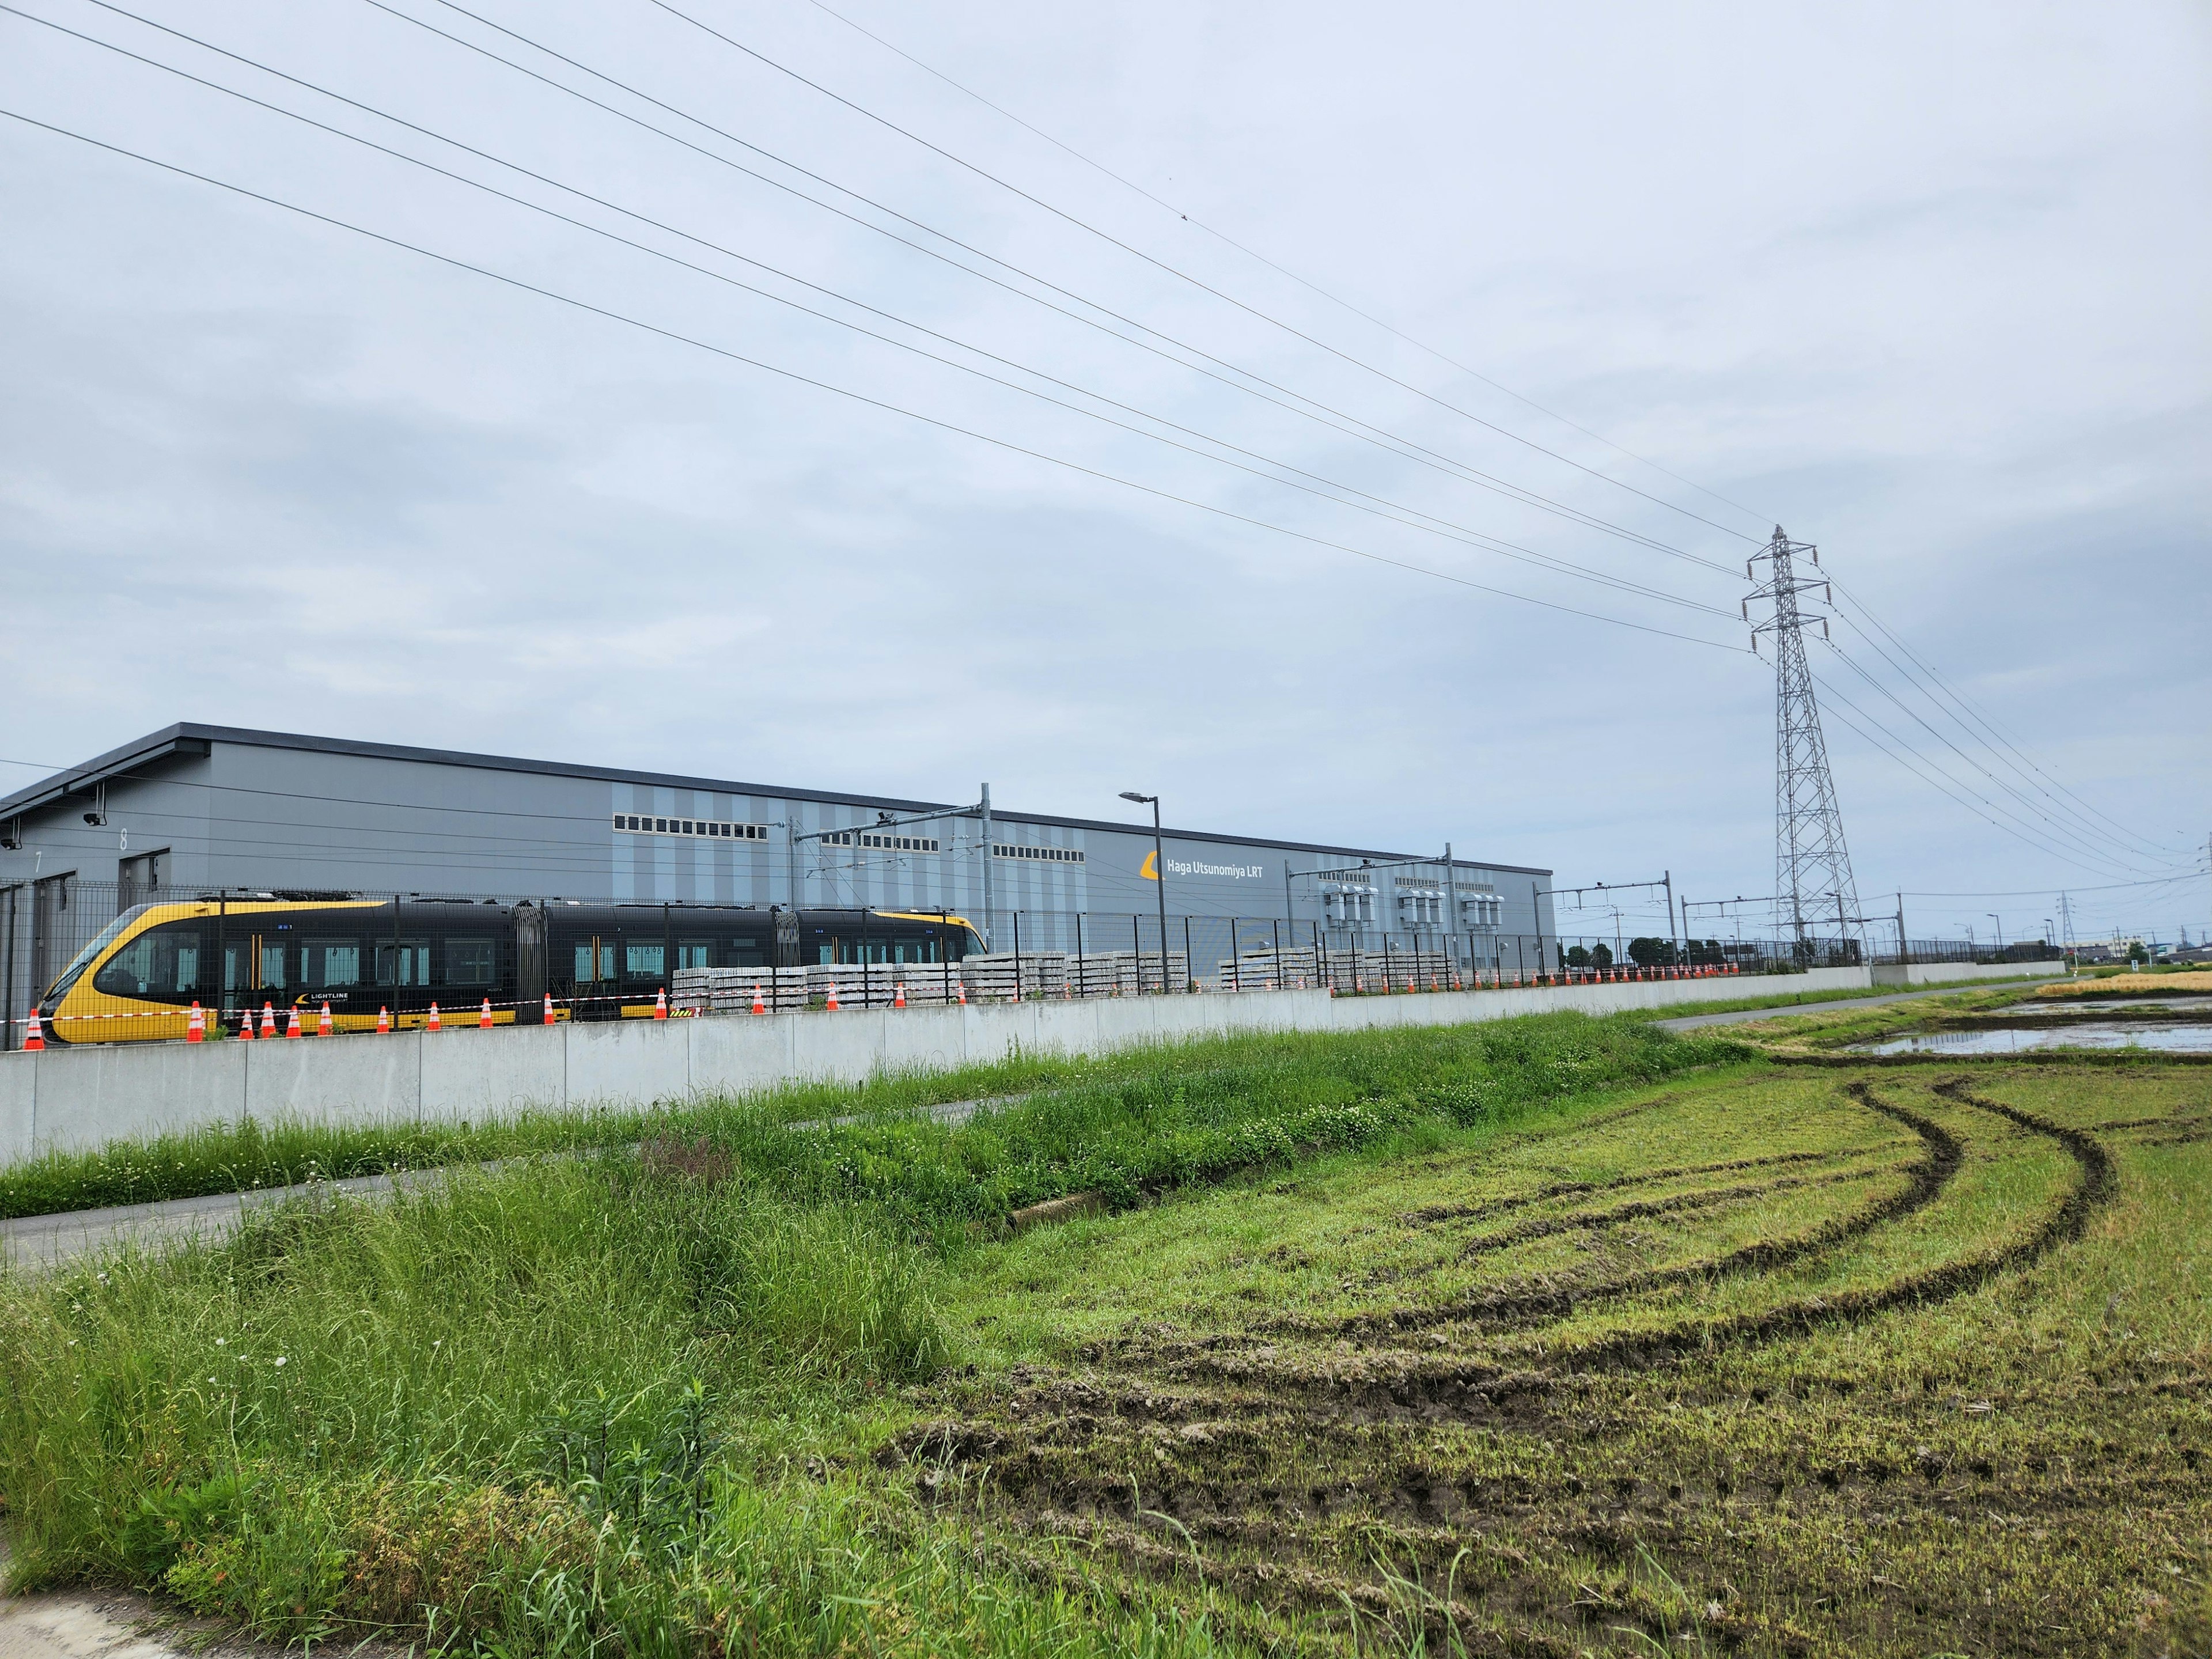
[1139,850,1159,881]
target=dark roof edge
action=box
[0,725,211,820]
[0,723,1549,876]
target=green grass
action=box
[4,1006,2205,1657]
[0,1015,1740,1222]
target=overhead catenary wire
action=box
[0,105,1744,653]
[0,3,1737,623]
[337,0,1742,577]
[799,0,1777,532]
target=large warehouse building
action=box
[1,723,1554,1035]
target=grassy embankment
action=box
[0,1012,1719,1221]
[1,1014,1739,1654]
[0,979,2032,1221]
[5,1004,2206,1655]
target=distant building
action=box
[1,723,1557,1036]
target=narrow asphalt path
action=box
[2,1096,1005,1272]
[1652,976,2065,1031]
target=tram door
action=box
[573,934,620,1016]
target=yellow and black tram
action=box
[31,895,982,1044]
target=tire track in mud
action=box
[1452,1161,1900,1257]
[1401,1143,1874,1225]
[1212,1083,1956,1350]
[887,1072,2139,1652]
[1449,1075,2117,1380]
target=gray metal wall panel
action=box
[0,732,1550,933]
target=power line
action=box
[633,0,1762,544]
[348,0,1740,577]
[1817,638,2179,877]
[0,104,1743,652]
[1809,671,2165,881]
[1,3,1736,623]
[1829,578,2187,863]
[800,0,1775,532]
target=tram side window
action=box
[677,940,712,969]
[446,938,497,987]
[728,936,765,968]
[574,941,617,983]
[376,941,431,986]
[626,941,664,979]
[302,940,362,988]
[93,925,205,999]
[260,942,289,990]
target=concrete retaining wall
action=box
[0,967,1873,1162]
[1870,961,2060,988]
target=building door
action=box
[118,849,168,912]
[31,872,74,999]
[1,884,18,1050]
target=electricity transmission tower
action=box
[1744,527,1861,956]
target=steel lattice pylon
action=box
[1744,527,1859,952]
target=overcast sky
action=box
[2,0,2206,945]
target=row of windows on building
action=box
[613,818,1071,863]
[992,843,1085,863]
[823,831,942,853]
[613,814,770,840]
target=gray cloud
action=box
[1,0,2205,945]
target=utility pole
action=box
[1444,842,1459,980]
[978,782,993,950]
[2058,891,2077,975]
[1662,869,1677,962]
[1122,791,1168,994]
[1745,527,1859,958]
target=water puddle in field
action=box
[2045,996,2212,1012]
[1853,1023,2212,1055]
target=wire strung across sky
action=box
[1,4,1739,626]
[799,0,1776,533]
[0,103,1753,654]
[343,0,1737,576]
[4,0,2190,904]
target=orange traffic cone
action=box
[22,1008,42,1051]
[480,997,493,1030]
[751,983,766,1016]
[427,1002,441,1032]
[377,1006,391,1034]
[825,982,840,1012]
[894,980,906,1009]
[318,1002,334,1037]
[957,980,967,1006]
[543,993,555,1025]
[237,1006,254,1041]
[285,1006,302,1039]
[259,1003,275,1038]
[654,988,668,1021]
[187,1001,205,1043]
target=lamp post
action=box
[1987,913,2003,960]
[1121,791,1168,994]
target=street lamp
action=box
[1987,914,2003,959]
[1120,791,1169,994]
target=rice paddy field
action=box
[0,1003,2205,1656]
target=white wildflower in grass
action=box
[272,1356,287,1368]
[214,1336,226,1347]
